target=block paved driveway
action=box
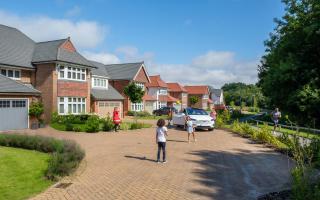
[15,122,294,200]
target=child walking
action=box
[186,116,196,143]
[156,119,168,163]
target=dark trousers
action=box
[114,124,120,131]
[157,142,166,161]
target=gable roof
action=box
[104,62,147,81]
[32,38,95,68]
[184,85,209,95]
[0,24,94,69]
[0,74,40,94]
[91,85,124,100]
[167,82,187,92]
[146,75,167,88]
[208,86,222,97]
[0,24,35,69]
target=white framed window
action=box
[159,89,167,95]
[135,82,144,90]
[92,77,108,88]
[158,101,167,109]
[131,102,144,111]
[57,64,86,81]
[58,97,86,115]
[0,68,21,80]
[203,94,209,99]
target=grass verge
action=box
[0,146,52,200]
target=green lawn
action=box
[257,124,320,139]
[0,146,52,200]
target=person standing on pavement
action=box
[272,108,281,132]
[186,116,196,143]
[156,119,168,163]
[210,108,217,124]
[113,107,121,132]
[167,108,174,128]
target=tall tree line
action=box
[258,0,320,127]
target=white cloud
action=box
[149,51,258,88]
[82,51,120,64]
[65,6,81,17]
[116,45,154,65]
[0,10,107,49]
[192,51,235,68]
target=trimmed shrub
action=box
[51,113,90,124]
[127,111,136,116]
[102,117,114,132]
[65,123,74,131]
[0,134,85,180]
[137,111,151,117]
[85,115,100,133]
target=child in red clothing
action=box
[113,107,121,132]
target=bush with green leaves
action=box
[85,115,100,133]
[0,134,85,180]
[51,113,90,124]
[29,102,44,121]
[102,117,114,131]
[189,96,199,106]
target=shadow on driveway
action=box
[187,149,294,200]
[124,155,156,163]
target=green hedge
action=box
[127,111,151,117]
[0,134,85,180]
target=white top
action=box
[186,120,193,127]
[156,126,168,142]
[273,111,281,120]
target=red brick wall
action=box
[20,70,35,84]
[134,67,149,83]
[57,80,88,97]
[109,80,130,115]
[60,40,76,52]
[35,63,55,122]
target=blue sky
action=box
[0,0,285,87]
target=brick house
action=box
[167,82,188,111]
[90,61,124,118]
[145,75,178,112]
[0,24,95,130]
[96,62,153,115]
[184,85,211,110]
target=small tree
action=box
[29,102,44,124]
[189,96,199,107]
[124,82,145,120]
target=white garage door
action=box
[0,99,28,131]
[97,101,122,118]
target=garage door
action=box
[97,101,122,118]
[0,99,28,131]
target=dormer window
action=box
[159,89,167,95]
[0,68,21,80]
[92,77,108,89]
[57,64,86,81]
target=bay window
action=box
[131,102,144,111]
[58,97,86,114]
[57,64,86,81]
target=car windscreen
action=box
[186,108,208,115]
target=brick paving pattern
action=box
[11,122,293,200]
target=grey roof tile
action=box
[91,85,124,100]
[0,25,35,68]
[104,62,144,80]
[90,60,110,77]
[0,74,40,94]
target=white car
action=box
[172,107,214,131]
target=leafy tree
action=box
[258,0,320,127]
[124,82,145,104]
[221,82,266,108]
[124,83,145,120]
[189,96,199,106]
